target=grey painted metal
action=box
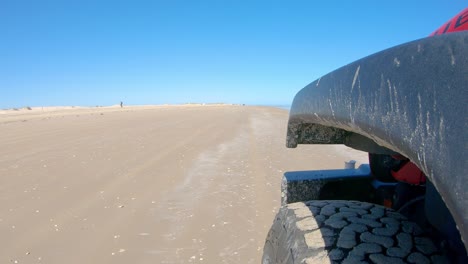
[344,160,356,169]
[286,32,468,247]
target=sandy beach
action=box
[0,105,367,264]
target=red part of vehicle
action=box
[391,161,426,185]
[430,8,468,36]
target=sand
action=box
[0,105,367,264]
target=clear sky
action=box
[1,1,466,108]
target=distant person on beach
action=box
[120,101,123,108]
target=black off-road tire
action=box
[263,200,448,264]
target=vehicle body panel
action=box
[287,32,468,245]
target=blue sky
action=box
[1,1,466,108]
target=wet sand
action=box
[0,105,367,263]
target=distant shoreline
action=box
[1,103,291,112]
[0,104,287,124]
[259,104,291,111]
[0,103,240,111]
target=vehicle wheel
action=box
[263,200,448,264]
